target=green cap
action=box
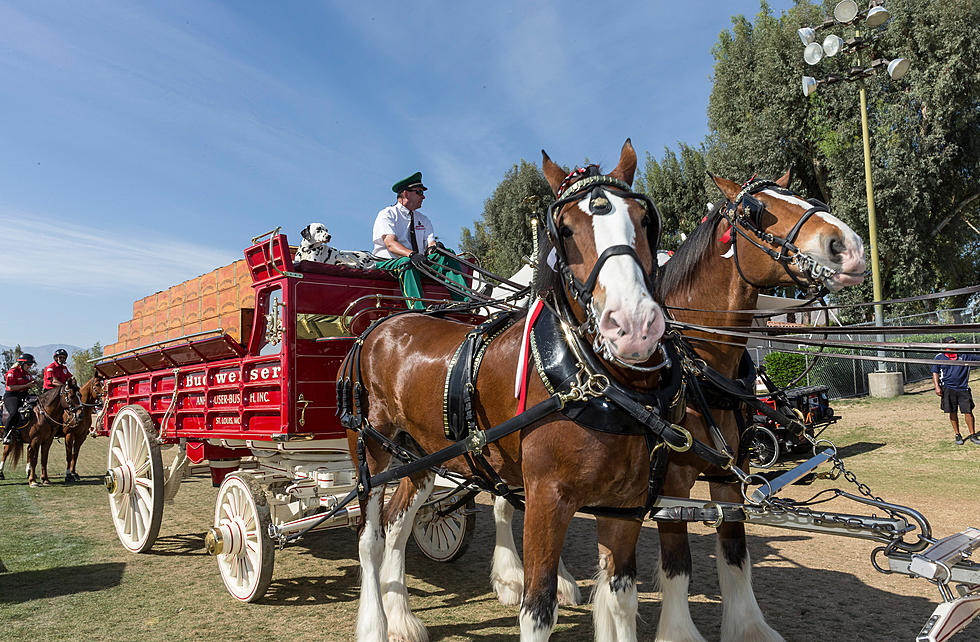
[392,171,427,194]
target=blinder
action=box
[721,179,837,294]
[545,172,663,305]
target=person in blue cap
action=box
[372,171,467,309]
[931,336,980,445]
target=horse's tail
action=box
[9,441,23,467]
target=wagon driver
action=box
[372,171,468,310]
[43,348,73,390]
[931,336,980,446]
[2,353,35,444]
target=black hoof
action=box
[0,471,5,480]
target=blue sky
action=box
[0,0,795,348]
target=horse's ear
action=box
[609,138,637,187]
[541,150,566,196]
[775,168,793,188]
[710,174,741,202]
[300,225,313,242]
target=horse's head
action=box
[83,373,106,405]
[541,139,665,366]
[61,378,84,425]
[711,171,866,293]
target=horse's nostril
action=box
[829,239,845,260]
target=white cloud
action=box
[0,210,236,293]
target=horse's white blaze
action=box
[717,546,784,642]
[356,488,387,642]
[593,553,638,642]
[579,191,664,361]
[656,567,706,642]
[381,474,433,642]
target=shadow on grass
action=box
[147,532,208,556]
[0,562,126,603]
[835,441,886,458]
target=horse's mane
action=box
[656,201,725,302]
[532,216,560,296]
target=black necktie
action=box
[408,210,420,254]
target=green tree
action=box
[71,343,103,385]
[700,0,980,320]
[1,345,23,374]
[636,143,710,250]
[460,160,554,276]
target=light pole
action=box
[799,0,910,352]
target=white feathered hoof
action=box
[491,571,524,606]
[721,619,784,642]
[556,572,581,606]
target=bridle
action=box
[718,179,841,295]
[545,166,668,372]
[546,166,662,307]
[36,382,83,427]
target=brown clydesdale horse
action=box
[343,140,673,641]
[489,171,867,640]
[0,380,82,486]
[62,374,105,483]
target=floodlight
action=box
[887,57,910,80]
[802,76,819,97]
[833,0,859,23]
[865,6,890,27]
[798,27,816,46]
[822,34,844,57]
[804,42,825,65]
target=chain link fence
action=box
[750,307,979,399]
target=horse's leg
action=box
[64,431,76,482]
[380,472,434,642]
[356,486,388,642]
[27,439,38,486]
[39,436,52,485]
[656,520,706,642]
[593,517,642,642]
[491,496,524,605]
[491,496,581,607]
[0,446,7,479]
[710,482,783,642]
[519,489,573,641]
[72,431,87,480]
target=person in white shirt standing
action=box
[372,171,467,309]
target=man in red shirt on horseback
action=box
[43,348,73,390]
[3,353,36,444]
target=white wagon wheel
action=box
[105,405,164,553]
[411,495,476,563]
[208,472,274,602]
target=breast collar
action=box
[529,305,682,435]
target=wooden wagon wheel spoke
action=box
[106,405,163,553]
[212,472,274,602]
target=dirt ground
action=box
[1,375,979,640]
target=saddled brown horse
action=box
[488,171,867,640]
[0,381,82,487]
[342,141,677,641]
[62,374,105,483]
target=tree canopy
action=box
[460,160,554,277]
[464,0,980,319]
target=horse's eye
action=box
[559,225,574,238]
[640,215,650,228]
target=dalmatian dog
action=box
[294,223,376,269]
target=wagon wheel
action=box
[411,495,476,562]
[209,472,274,602]
[747,426,780,469]
[105,405,165,553]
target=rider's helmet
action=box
[17,353,35,365]
[54,348,68,360]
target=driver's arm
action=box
[382,234,414,258]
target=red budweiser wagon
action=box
[94,230,477,602]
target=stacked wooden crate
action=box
[103,260,254,356]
